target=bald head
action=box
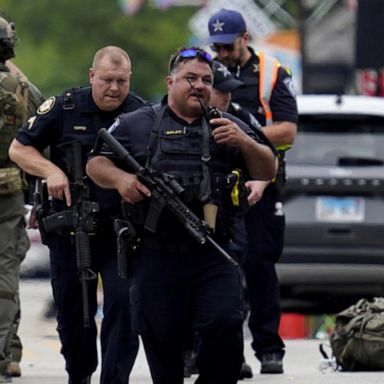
[92,46,131,70]
[89,46,132,111]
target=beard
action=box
[226,45,247,70]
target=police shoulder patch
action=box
[37,96,56,115]
[27,116,37,130]
[283,77,296,98]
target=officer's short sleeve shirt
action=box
[229,48,298,126]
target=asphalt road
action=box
[14,279,384,384]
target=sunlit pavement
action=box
[15,233,384,383]
[14,278,383,384]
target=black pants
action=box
[131,244,244,384]
[47,222,139,383]
[243,185,285,360]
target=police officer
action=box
[182,59,270,380]
[0,16,44,383]
[207,9,298,374]
[9,46,145,384]
[211,60,262,380]
[211,60,261,133]
[86,46,276,384]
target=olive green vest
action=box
[0,70,28,194]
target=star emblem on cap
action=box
[212,19,224,32]
[217,64,231,78]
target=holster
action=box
[113,218,140,279]
[33,179,53,245]
[35,206,49,245]
[274,150,287,199]
[225,169,250,214]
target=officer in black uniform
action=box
[86,46,276,384]
[211,60,261,133]
[9,46,145,384]
[207,9,298,374]
[182,59,269,380]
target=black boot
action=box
[239,359,253,380]
[260,352,283,374]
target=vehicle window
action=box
[286,114,384,165]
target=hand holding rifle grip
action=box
[94,128,238,267]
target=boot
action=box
[260,352,283,374]
[239,361,253,379]
[6,362,20,377]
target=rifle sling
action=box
[200,117,212,203]
[145,104,166,168]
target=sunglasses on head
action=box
[171,48,213,71]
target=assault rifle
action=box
[93,128,238,267]
[38,141,99,327]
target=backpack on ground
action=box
[329,297,384,371]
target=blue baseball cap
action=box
[207,9,246,45]
[213,61,243,92]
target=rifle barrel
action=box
[206,236,238,267]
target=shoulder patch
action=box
[37,96,56,115]
[27,116,37,130]
[283,77,296,98]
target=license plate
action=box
[316,197,365,222]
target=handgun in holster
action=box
[113,218,140,279]
[225,169,250,213]
[33,179,51,245]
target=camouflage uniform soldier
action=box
[0,16,44,383]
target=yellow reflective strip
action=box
[231,170,240,206]
[276,144,292,151]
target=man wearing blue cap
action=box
[207,8,298,375]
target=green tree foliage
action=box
[1,0,197,100]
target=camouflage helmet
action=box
[0,16,16,61]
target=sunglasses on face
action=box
[170,48,213,71]
[210,43,236,52]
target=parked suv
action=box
[277,94,384,313]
